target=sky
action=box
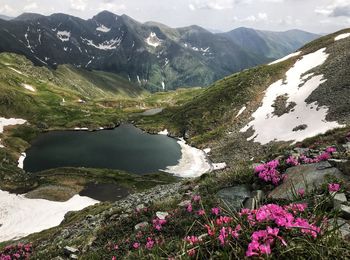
[0,0,349,33]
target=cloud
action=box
[23,2,38,11]
[0,4,15,15]
[189,0,235,10]
[233,12,268,22]
[315,0,350,17]
[97,3,127,13]
[70,0,87,11]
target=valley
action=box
[0,7,349,260]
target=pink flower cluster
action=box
[0,243,32,260]
[153,218,167,231]
[254,160,282,185]
[328,183,341,193]
[246,227,286,257]
[240,204,321,248]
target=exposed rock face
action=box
[217,185,251,210]
[268,162,346,200]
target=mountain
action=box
[220,27,320,61]
[148,28,350,162]
[0,14,13,21]
[0,11,318,91]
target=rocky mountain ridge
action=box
[0,11,319,91]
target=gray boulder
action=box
[217,185,251,210]
[269,162,345,200]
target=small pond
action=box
[24,124,182,174]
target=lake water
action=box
[24,124,182,174]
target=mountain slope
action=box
[0,11,317,91]
[221,27,320,61]
[0,14,13,21]
[146,29,350,162]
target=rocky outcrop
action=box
[269,162,346,200]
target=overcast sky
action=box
[0,0,349,33]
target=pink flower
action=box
[216,216,232,225]
[185,236,201,245]
[286,156,299,166]
[298,188,305,197]
[146,237,155,250]
[326,147,336,153]
[192,195,201,202]
[112,257,116,260]
[187,203,193,213]
[218,227,228,246]
[211,207,220,215]
[187,248,196,257]
[205,224,215,236]
[197,209,205,216]
[114,245,119,250]
[153,218,167,231]
[328,183,340,193]
[317,152,331,161]
[132,242,140,249]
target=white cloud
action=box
[233,12,268,22]
[98,3,127,13]
[23,2,38,11]
[0,4,15,15]
[315,0,350,17]
[70,0,87,11]
[189,0,235,10]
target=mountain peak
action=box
[92,10,119,25]
[14,12,45,21]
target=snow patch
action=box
[81,37,121,50]
[0,117,26,147]
[145,32,162,48]
[212,163,227,170]
[74,127,89,131]
[160,138,212,178]
[204,148,211,154]
[158,129,169,135]
[96,25,111,33]
[235,106,246,118]
[22,83,36,92]
[57,31,71,42]
[269,51,301,65]
[0,190,98,242]
[18,153,26,169]
[240,48,343,144]
[334,33,350,41]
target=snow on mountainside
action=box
[240,48,343,144]
[0,11,319,91]
[166,29,350,164]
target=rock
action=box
[156,211,169,220]
[340,205,350,220]
[135,221,149,230]
[269,162,345,200]
[331,218,350,239]
[70,254,79,259]
[333,193,347,209]
[328,159,350,175]
[244,190,265,210]
[343,143,350,152]
[217,185,251,210]
[178,200,191,207]
[64,246,79,256]
[135,204,146,212]
[294,147,310,155]
[243,198,256,210]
